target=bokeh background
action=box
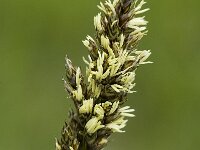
[0,0,200,149]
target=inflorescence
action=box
[56,0,151,150]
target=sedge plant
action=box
[56,0,151,149]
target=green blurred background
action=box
[0,0,200,149]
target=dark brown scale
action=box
[122,0,133,13]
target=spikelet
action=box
[57,0,151,149]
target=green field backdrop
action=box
[0,0,200,149]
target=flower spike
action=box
[57,0,151,149]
